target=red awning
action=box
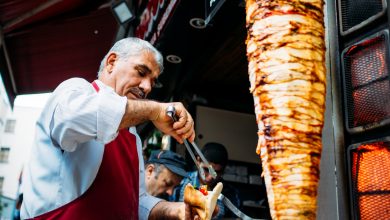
[0,0,119,106]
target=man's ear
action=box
[145,164,155,178]
[105,52,118,74]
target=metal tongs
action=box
[166,106,217,181]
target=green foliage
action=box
[144,130,163,158]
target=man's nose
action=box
[139,79,152,94]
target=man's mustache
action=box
[129,88,146,99]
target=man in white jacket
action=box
[21,37,199,220]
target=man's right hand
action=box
[185,203,200,220]
[148,201,204,220]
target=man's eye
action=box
[138,70,146,77]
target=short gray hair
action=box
[97,37,164,77]
[144,163,166,179]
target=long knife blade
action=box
[218,194,267,220]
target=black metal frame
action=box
[338,0,387,36]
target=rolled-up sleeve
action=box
[50,78,127,151]
[139,192,162,220]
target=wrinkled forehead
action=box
[121,51,161,76]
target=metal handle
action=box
[190,142,217,179]
[183,140,206,180]
[166,105,178,122]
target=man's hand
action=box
[185,203,219,220]
[149,201,185,220]
[185,203,200,220]
[151,102,195,143]
[149,201,211,220]
[118,100,195,142]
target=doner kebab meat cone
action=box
[245,0,326,219]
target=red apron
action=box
[31,81,139,219]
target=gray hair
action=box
[154,163,165,179]
[97,37,164,77]
[145,163,165,179]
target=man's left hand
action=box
[151,102,195,143]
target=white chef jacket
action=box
[21,78,161,219]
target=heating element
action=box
[347,138,390,220]
[341,29,390,134]
[336,0,390,219]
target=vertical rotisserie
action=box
[245,0,326,219]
